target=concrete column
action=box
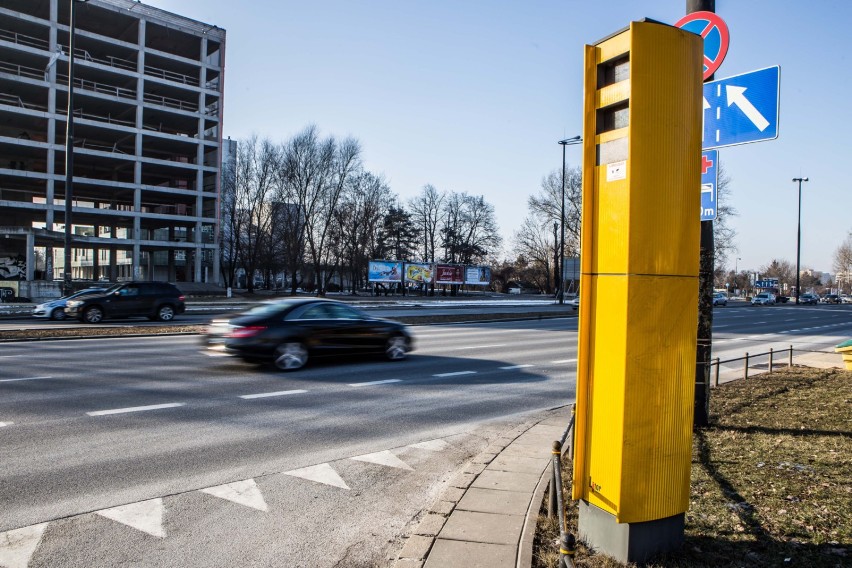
[26,232,35,281]
[109,224,117,281]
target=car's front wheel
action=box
[385,334,408,361]
[51,307,67,321]
[156,304,176,322]
[82,306,104,324]
[273,342,308,371]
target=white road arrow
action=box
[0,523,48,568]
[726,85,769,131]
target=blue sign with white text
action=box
[701,150,718,221]
[703,66,780,150]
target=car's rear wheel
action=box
[51,307,67,321]
[274,342,308,371]
[157,304,175,322]
[385,334,408,361]
[82,306,103,324]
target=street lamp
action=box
[792,177,809,305]
[734,257,741,295]
[63,0,88,295]
[557,136,582,304]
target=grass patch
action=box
[534,366,851,567]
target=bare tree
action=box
[440,192,502,265]
[759,258,795,291]
[279,125,361,294]
[713,164,738,277]
[833,231,852,275]
[512,215,556,293]
[529,167,583,258]
[409,184,446,264]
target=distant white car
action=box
[569,296,580,309]
[751,292,776,306]
[713,292,728,306]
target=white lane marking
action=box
[351,450,414,471]
[86,403,184,417]
[348,379,402,387]
[552,359,577,364]
[0,422,12,427]
[499,364,535,370]
[433,371,477,378]
[455,344,506,350]
[0,355,23,358]
[0,522,49,568]
[284,463,350,490]
[0,376,53,383]
[714,325,732,328]
[199,479,268,512]
[240,389,307,400]
[755,321,768,325]
[96,498,165,538]
[409,439,450,452]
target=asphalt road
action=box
[1,304,850,567]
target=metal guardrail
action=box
[0,27,49,51]
[706,345,835,386]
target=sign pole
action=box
[686,0,715,429]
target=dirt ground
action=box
[534,366,851,567]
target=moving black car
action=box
[65,282,186,323]
[203,298,413,371]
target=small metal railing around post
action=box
[547,405,576,567]
[708,344,835,385]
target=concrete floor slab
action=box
[424,539,515,568]
[456,487,531,516]
[438,510,525,545]
[472,469,542,493]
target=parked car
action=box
[821,294,842,304]
[568,296,580,310]
[32,287,105,320]
[65,282,185,323]
[713,292,728,306]
[203,298,413,371]
[798,293,819,305]
[842,295,852,304]
[751,292,776,306]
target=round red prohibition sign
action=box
[675,11,730,81]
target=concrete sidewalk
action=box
[391,352,846,568]
[393,407,571,568]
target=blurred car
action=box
[32,287,105,320]
[713,292,728,306]
[821,294,842,304]
[65,282,185,323]
[568,296,580,310]
[751,292,776,306]
[798,293,819,305]
[203,298,414,371]
[842,295,852,304]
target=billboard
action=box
[465,266,491,285]
[435,264,464,284]
[405,263,433,284]
[368,261,402,283]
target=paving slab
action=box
[488,455,550,474]
[398,534,434,560]
[431,501,456,516]
[424,539,515,568]
[456,487,532,516]
[450,472,476,489]
[415,514,447,537]
[496,444,549,459]
[438,510,525,545]
[472,469,542,493]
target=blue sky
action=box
[145,0,850,275]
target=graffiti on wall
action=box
[0,255,26,280]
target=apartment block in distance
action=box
[0,0,225,292]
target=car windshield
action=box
[65,288,102,299]
[103,284,124,294]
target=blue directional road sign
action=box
[700,150,718,221]
[703,66,780,150]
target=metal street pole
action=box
[64,0,87,295]
[687,0,714,429]
[557,136,581,305]
[793,177,808,304]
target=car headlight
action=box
[66,300,83,308]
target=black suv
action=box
[65,282,186,323]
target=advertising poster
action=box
[435,264,464,284]
[368,260,402,283]
[465,266,491,285]
[405,263,433,284]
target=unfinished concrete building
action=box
[0,0,225,293]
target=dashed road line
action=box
[551,359,577,364]
[0,422,12,427]
[499,364,535,370]
[348,379,402,387]
[239,389,307,399]
[432,371,477,378]
[86,403,185,417]
[455,344,506,350]
[0,376,53,383]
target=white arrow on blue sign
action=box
[701,150,718,221]
[703,66,780,150]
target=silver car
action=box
[751,292,776,306]
[32,288,105,320]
